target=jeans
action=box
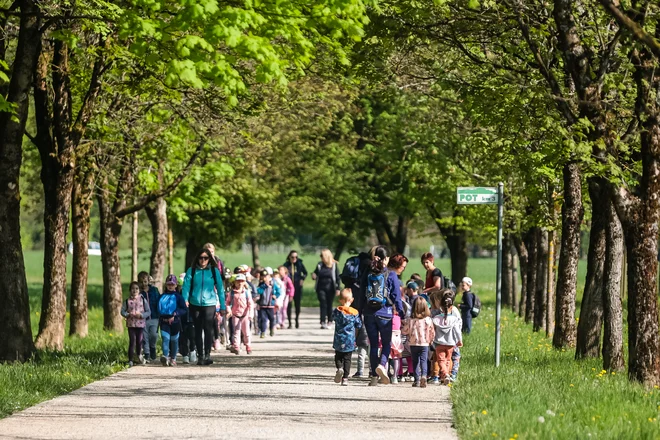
[190,305,216,357]
[161,323,180,359]
[128,327,143,362]
[461,310,472,334]
[259,308,275,333]
[364,314,392,374]
[179,321,196,357]
[317,288,335,323]
[142,318,159,359]
[411,345,429,381]
[335,351,353,379]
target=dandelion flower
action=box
[482,410,488,415]
[538,416,545,423]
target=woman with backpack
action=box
[312,249,341,329]
[182,248,225,365]
[357,246,405,386]
[283,250,308,329]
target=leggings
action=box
[128,327,143,361]
[293,283,303,325]
[335,351,353,379]
[161,322,181,358]
[316,288,334,323]
[190,305,216,357]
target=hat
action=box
[235,274,246,282]
[406,281,418,290]
[260,269,269,277]
[178,273,186,286]
[462,277,473,286]
[165,274,178,285]
[238,264,250,273]
[265,266,274,275]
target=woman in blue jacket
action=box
[357,246,405,386]
[182,248,225,365]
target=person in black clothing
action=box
[283,250,308,328]
[312,248,341,329]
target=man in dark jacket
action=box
[284,250,308,328]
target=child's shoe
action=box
[270,329,275,337]
[170,359,176,367]
[420,377,427,388]
[341,378,349,386]
[260,333,265,339]
[230,346,239,355]
[213,339,221,351]
[203,355,213,365]
[442,376,451,385]
[160,356,168,366]
[369,376,379,386]
[189,350,197,364]
[128,360,134,367]
[334,369,343,384]
[391,376,398,384]
[139,355,147,365]
[352,371,364,378]
[182,356,189,364]
[246,346,252,355]
[412,381,419,387]
[450,374,457,383]
[429,376,439,384]
[375,364,390,385]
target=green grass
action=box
[450,261,660,439]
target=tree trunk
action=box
[553,161,584,348]
[602,195,624,372]
[533,229,548,333]
[98,190,124,332]
[576,181,606,359]
[145,197,168,291]
[131,211,138,282]
[250,236,261,268]
[185,238,198,270]
[445,229,468,284]
[512,247,519,314]
[546,230,555,338]
[394,216,409,254]
[502,234,513,307]
[513,235,528,318]
[0,0,40,361]
[524,228,538,324]
[70,169,94,337]
[168,228,174,275]
[334,236,348,262]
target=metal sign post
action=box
[456,184,504,367]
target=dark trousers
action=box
[334,351,353,379]
[190,305,215,357]
[259,308,275,333]
[179,321,196,356]
[317,288,335,323]
[411,345,429,381]
[461,310,473,334]
[128,327,143,361]
[364,314,392,374]
[293,283,303,325]
[286,300,293,327]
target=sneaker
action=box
[376,364,390,385]
[450,374,457,383]
[170,359,176,367]
[230,346,239,355]
[320,323,327,329]
[288,324,293,329]
[442,376,451,385]
[203,355,213,366]
[270,329,274,337]
[353,371,364,378]
[391,376,398,384]
[246,346,252,355]
[295,321,299,329]
[334,369,343,384]
[213,339,221,351]
[220,334,226,345]
[128,361,134,367]
[412,381,420,387]
[420,377,427,388]
[260,333,265,339]
[150,355,157,362]
[197,359,204,366]
[142,356,150,364]
[341,378,349,386]
[182,356,190,364]
[189,351,197,364]
[369,376,379,386]
[430,376,439,384]
[160,356,168,366]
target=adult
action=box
[421,252,444,292]
[182,248,225,365]
[312,249,341,329]
[357,246,405,386]
[283,250,308,328]
[388,253,409,279]
[203,242,228,349]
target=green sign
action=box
[457,187,499,204]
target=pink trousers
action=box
[232,315,251,349]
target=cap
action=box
[406,281,418,290]
[165,274,178,285]
[238,264,250,273]
[265,267,274,275]
[178,273,186,286]
[462,277,473,286]
[235,273,246,282]
[260,269,269,278]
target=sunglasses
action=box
[199,256,209,261]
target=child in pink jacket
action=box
[279,266,295,329]
[228,274,254,355]
[402,297,435,388]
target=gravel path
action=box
[0,308,457,440]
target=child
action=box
[389,315,403,384]
[332,289,362,386]
[229,274,254,355]
[257,269,278,338]
[138,271,160,362]
[158,274,188,366]
[272,271,285,329]
[353,326,369,378]
[121,281,151,366]
[178,273,197,364]
[432,290,463,385]
[402,297,435,388]
[459,277,475,335]
[278,266,295,329]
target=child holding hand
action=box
[121,281,151,366]
[158,274,188,366]
[332,289,362,386]
[403,297,435,388]
[431,289,463,385]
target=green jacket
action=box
[182,265,225,309]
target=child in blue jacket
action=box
[333,288,362,386]
[159,274,188,366]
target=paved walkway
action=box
[0,308,457,440]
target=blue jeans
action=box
[142,318,159,358]
[259,308,275,333]
[411,345,429,381]
[161,327,180,359]
[461,310,472,334]
[364,314,392,375]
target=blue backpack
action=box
[159,293,177,316]
[340,256,361,286]
[366,272,390,309]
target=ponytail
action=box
[370,256,386,273]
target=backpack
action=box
[444,276,457,293]
[365,272,390,309]
[158,293,177,316]
[471,292,482,318]
[340,256,361,287]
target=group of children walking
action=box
[120,262,297,366]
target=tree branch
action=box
[598,0,660,58]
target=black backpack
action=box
[471,292,482,318]
[340,255,361,287]
[443,276,457,293]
